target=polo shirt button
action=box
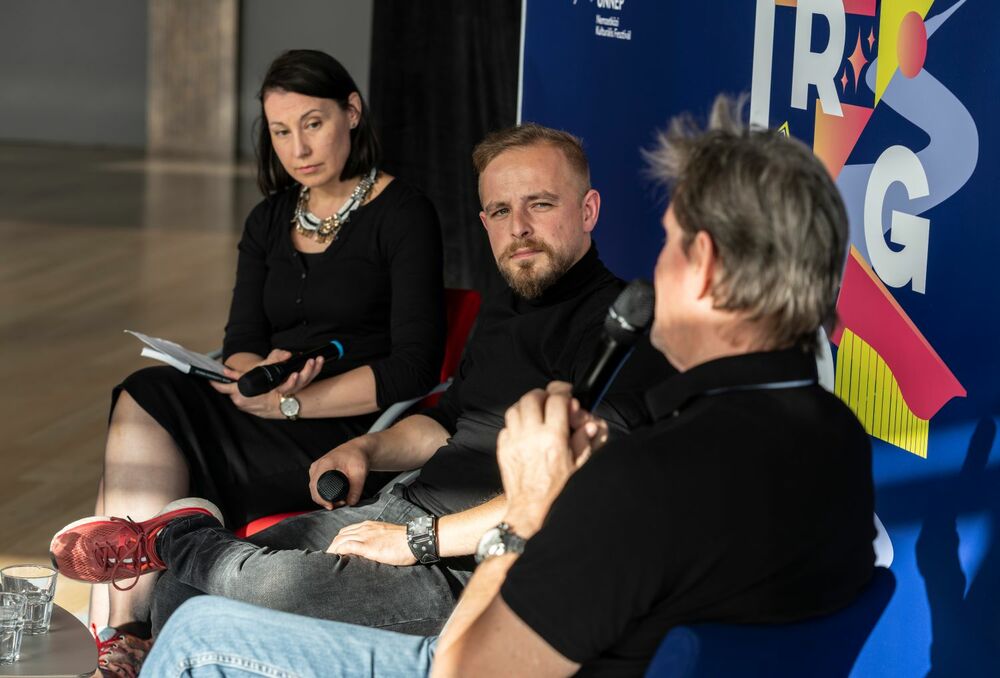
[301,273,307,279]
[295,298,302,304]
[301,320,308,326]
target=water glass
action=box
[0,565,57,635]
[0,592,26,664]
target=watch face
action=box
[280,396,300,417]
[476,527,503,563]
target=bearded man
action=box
[52,124,673,643]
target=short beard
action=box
[498,238,575,299]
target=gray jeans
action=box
[150,488,473,637]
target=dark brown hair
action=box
[255,50,381,195]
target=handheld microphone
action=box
[572,280,655,411]
[317,470,350,503]
[237,340,345,397]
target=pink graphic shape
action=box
[774,0,875,14]
[848,31,869,86]
[898,11,928,78]
[844,0,877,16]
[832,248,966,420]
[814,102,874,180]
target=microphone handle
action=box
[572,339,634,411]
[237,340,343,397]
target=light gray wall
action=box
[0,0,148,147]
[239,0,373,158]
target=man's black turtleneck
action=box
[405,244,676,517]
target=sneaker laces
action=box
[93,516,155,592]
[94,626,150,678]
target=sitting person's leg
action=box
[99,389,190,633]
[145,596,437,678]
[53,494,469,636]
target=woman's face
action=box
[263,89,360,190]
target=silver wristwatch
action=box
[475,522,527,563]
[279,394,301,420]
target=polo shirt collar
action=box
[645,348,819,420]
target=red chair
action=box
[235,288,482,538]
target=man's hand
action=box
[211,349,324,419]
[326,521,417,565]
[308,439,370,509]
[497,381,606,537]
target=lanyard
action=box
[673,378,817,416]
[701,378,816,398]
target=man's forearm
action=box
[433,552,520,664]
[438,494,507,557]
[366,414,450,471]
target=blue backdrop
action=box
[520,1,999,675]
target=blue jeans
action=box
[143,596,437,677]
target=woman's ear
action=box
[346,92,363,127]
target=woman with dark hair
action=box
[83,49,445,675]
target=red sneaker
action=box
[94,626,153,678]
[49,498,223,590]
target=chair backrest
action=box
[234,288,482,539]
[644,567,896,678]
[422,288,481,407]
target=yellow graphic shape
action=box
[778,121,791,137]
[875,0,933,104]
[835,328,929,458]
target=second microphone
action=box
[237,339,345,398]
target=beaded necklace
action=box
[292,167,378,244]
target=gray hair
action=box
[644,94,848,351]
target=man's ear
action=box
[581,189,600,233]
[689,230,718,300]
[479,211,488,230]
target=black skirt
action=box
[114,366,379,527]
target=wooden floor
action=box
[0,143,259,618]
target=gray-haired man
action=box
[128,95,876,676]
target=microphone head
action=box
[605,279,654,344]
[237,367,276,398]
[317,470,349,503]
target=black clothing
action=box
[147,243,677,634]
[223,179,445,409]
[501,349,875,677]
[406,245,674,517]
[119,179,445,527]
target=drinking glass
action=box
[0,592,26,663]
[0,565,57,635]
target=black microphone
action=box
[317,470,350,503]
[237,340,344,397]
[572,280,655,410]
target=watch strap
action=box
[476,522,527,563]
[406,515,440,565]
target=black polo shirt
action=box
[501,348,875,677]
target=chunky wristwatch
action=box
[406,515,440,564]
[475,522,527,563]
[279,394,301,420]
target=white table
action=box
[0,605,96,677]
